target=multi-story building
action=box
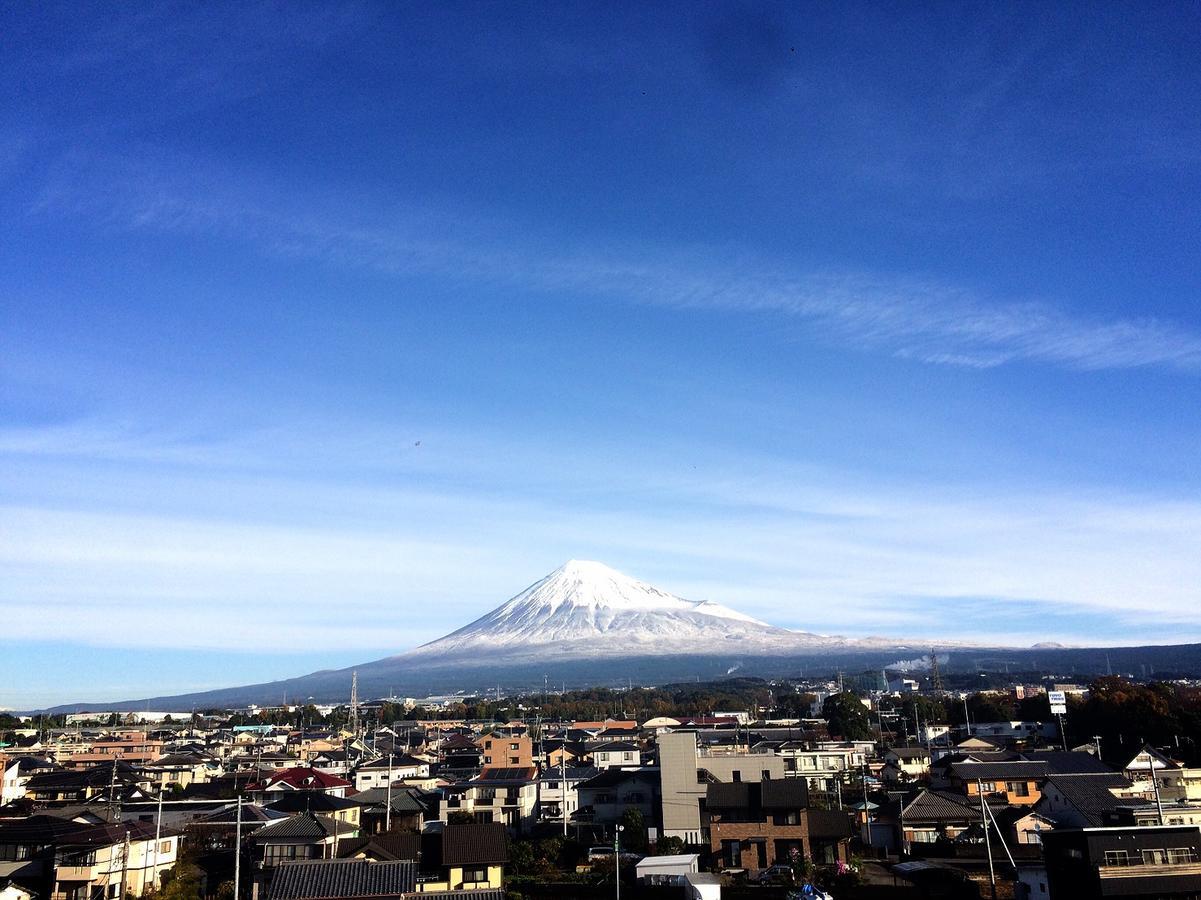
[536,766,598,826]
[1037,825,1201,899]
[442,767,538,834]
[706,779,852,871]
[658,731,785,844]
[476,735,533,769]
[0,817,179,900]
[353,755,430,791]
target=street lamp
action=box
[615,824,625,900]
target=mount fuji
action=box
[46,560,955,711]
[39,560,1201,712]
[402,559,844,662]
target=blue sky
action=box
[3,2,1201,708]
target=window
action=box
[762,769,771,781]
[160,840,171,854]
[978,782,996,793]
[510,743,519,751]
[732,770,742,782]
[1006,781,1030,797]
[624,752,633,761]
[1142,849,1167,865]
[1103,850,1130,867]
[1168,848,1198,864]
[464,866,489,883]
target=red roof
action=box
[249,767,351,792]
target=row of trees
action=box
[821,677,1201,766]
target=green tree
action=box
[158,862,203,900]
[654,836,685,855]
[619,808,647,853]
[821,693,874,741]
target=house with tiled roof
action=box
[536,766,598,826]
[591,742,641,770]
[354,756,430,791]
[142,752,222,790]
[706,778,852,871]
[946,760,1049,805]
[2,757,58,806]
[442,768,537,834]
[249,812,360,874]
[881,747,931,784]
[266,792,362,828]
[249,768,352,801]
[895,789,990,845]
[576,767,659,827]
[267,859,416,900]
[1035,773,1144,828]
[0,815,179,900]
[336,823,508,893]
[349,787,438,835]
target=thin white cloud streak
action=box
[3,421,1200,650]
[32,153,1201,374]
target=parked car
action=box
[759,864,795,884]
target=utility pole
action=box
[978,780,996,900]
[151,788,164,890]
[234,796,244,900]
[385,753,394,832]
[1150,755,1165,826]
[962,696,972,737]
[561,744,568,838]
[119,827,130,900]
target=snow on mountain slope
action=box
[402,560,844,663]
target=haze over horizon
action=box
[4,3,1201,708]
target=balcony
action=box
[56,865,97,881]
[1098,861,1201,879]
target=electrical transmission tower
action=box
[349,670,359,737]
[929,649,944,694]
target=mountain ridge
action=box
[41,559,1198,713]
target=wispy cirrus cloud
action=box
[30,151,1201,374]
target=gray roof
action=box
[1042,774,1135,826]
[349,788,430,814]
[901,790,983,824]
[440,823,508,867]
[268,860,415,900]
[706,779,809,811]
[251,814,357,842]
[887,747,931,760]
[1022,750,1113,775]
[950,761,1049,781]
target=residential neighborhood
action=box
[4,672,1201,899]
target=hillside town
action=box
[3,673,1201,900]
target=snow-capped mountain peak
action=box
[405,560,830,662]
[492,559,768,624]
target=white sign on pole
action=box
[1048,690,1067,715]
